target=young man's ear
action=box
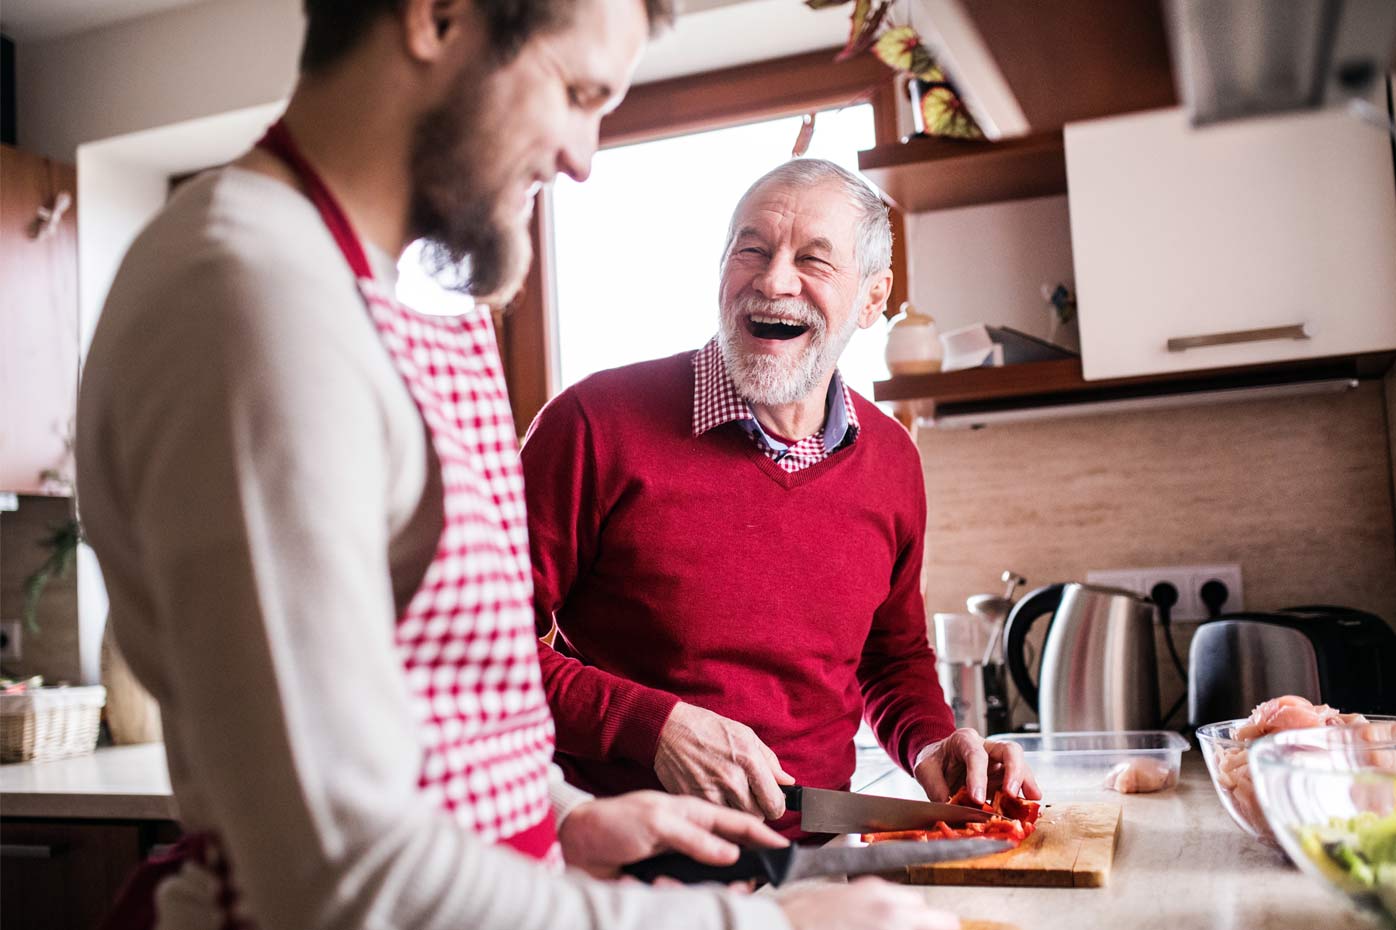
[858,270,894,328]
[402,0,474,63]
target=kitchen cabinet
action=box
[0,145,80,494]
[0,817,180,930]
[863,101,1395,412]
[0,744,180,928]
[857,1,1396,413]
[1065,106,1396,381]
[857,0,1174,211]
[909,0,1176,139]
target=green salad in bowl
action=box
[1298,810,1396,917]
[1252,722,1396,926]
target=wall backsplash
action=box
[0,495,82,684]
[917,381,1396,722]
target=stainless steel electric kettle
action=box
[1002,583,1160,732]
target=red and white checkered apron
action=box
[256,122,560,862]
[99,123,559,930]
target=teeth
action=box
[749,314,806,326]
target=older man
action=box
[525,159,1038,833]
[76,3,959,928]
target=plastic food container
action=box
[994,730,1190,794]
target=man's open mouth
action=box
[746,313,810,341]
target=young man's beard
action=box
[407,67,532,307]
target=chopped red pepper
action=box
[861,788,1041,849]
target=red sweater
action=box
[522,351,955,827]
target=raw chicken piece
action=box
[1234,695,1367,741]
[1104,757,1178,793]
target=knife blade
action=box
[783,785,994,834]
[622,837,1012,886]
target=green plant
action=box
[22,517,83,634]
[806,0,983,139]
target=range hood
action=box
[1164,0,1396,126]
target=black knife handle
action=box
[781,784,803,811]
[621,846,794,885]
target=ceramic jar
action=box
[884,303,943,376]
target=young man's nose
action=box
[558,123,599,183]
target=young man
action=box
[526,160,1039,830]
[77,3,957,929]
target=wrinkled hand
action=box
[654,702,794,819]
[557,790,788,879]
[912,728,1041,804]
[778,878,961,930]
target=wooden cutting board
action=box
[905,802,1121,887]
[963,922,1020,930]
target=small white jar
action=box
[884,303,943,376]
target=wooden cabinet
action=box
[858,0,1175,212]
[0,817,179,930]
[1064,106,1396,381]
[858,1,1396,413]
[1,145,79,494]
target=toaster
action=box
[1188,605,1396,727]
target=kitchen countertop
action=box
[0,740,1382,927]
[0,743,176,820]
[847,753,1379,930]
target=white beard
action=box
[718,294,862,406]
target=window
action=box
[549,104,892,400]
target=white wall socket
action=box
[1085,564,1244,622]
[0,621,21,661]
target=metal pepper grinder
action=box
[966,571,1026,735]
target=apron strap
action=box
[256,120,376,281]
[98,833,244,930]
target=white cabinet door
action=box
[1065,106,1396,381]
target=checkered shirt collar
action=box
[692,337,860,451]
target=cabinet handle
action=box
[1166,323,1310,352]
[0,843,65,859]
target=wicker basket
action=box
[0,685,106,764]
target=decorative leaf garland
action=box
[806,1,984,140]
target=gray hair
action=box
[720,158,892,285]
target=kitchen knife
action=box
[782,784,994,834]
[623,837,1012,886]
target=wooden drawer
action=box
[1,818,179,930]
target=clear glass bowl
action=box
[1251,723,1396,927]
[1198,716,1396,848]
[1197,719,1282,846]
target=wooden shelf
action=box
[873,354,1396,419]
[857,131,1066,213]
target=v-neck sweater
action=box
[523,351,955,824]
